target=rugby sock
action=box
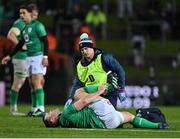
[35,88,45,112]
[132,116,160,129]
[10,90,18,105]
[31,91,37,112]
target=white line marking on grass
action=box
[66,128,180,133]
[118,129,180,133]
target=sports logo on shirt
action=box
[24,34,29,42]
[28,27,32,33]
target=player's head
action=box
[42,109,61,128]
[27,3,39,20]
[92,4,100,13]
[19,5,32,23]
[19,4,38,23]
[79,33,94,59]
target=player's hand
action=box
[118,87,126,102]
[42,56,49,67]
[103,84,113,95]
[1,55,11,65]
[22,45,27,50]
[107,73,119,91]
[107,71,119,92]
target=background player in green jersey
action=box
[7,14,27,116]
[43,85,169,129]
[5,4,40,116]
[22,3,46,117]
[2,4,49,116]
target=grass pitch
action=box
[0,105,180,138]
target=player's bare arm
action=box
[7,28,20,45]
[74,85,106,110]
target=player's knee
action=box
[127,112,135,122]
[11,78,26,91]
[122,112,135,123]
[32,79,42,89]
[11,85,20,92]
[41,78,45,86]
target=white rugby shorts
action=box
[89,98,124,128]
[27,55,46,75]
[12,58,28,77]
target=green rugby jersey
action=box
[22,20,47,56]
[59,104,105,128]
[12,19,27,59]
[77,54,107,86]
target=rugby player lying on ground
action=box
[43,85,169,129]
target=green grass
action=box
[0,105,180,138]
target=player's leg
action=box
[27,75,45,116]
[10,58,28,116]
[28,55,46,117]
[89,98,123,129]
[26,77,37,116]
[121,111,168,129]
[31,74,45,114]
[10,76,26,115]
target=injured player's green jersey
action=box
[59,104,105,128]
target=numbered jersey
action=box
[12,19,27,59]
[22,20,47,56]
[77,54,107,87]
